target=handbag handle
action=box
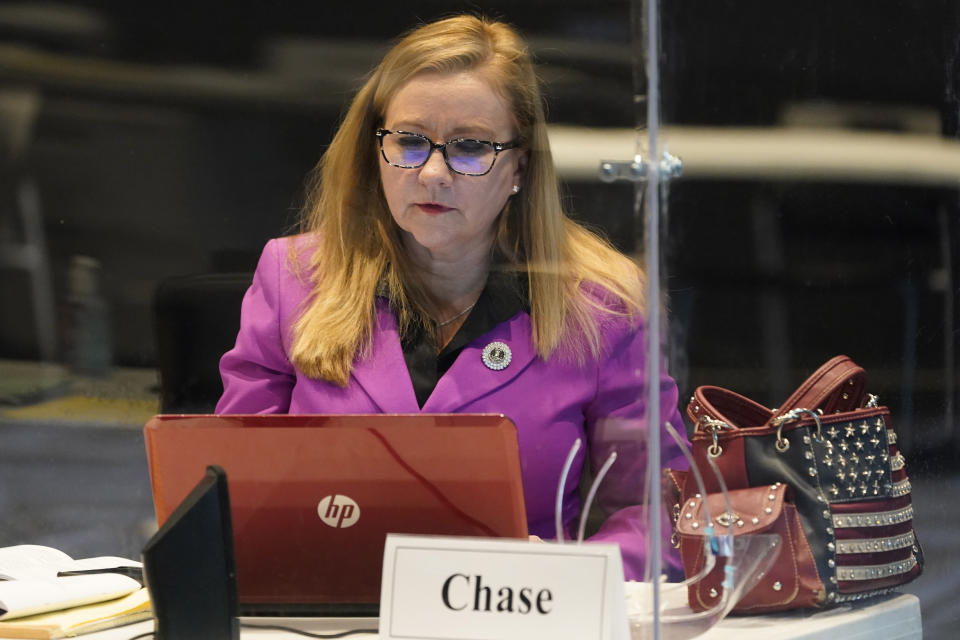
[687,355,868,433]
[687,384,772,433]
[770,355,866,422]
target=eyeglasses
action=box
[376,128,520,176]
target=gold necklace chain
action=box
[436,302,476,327]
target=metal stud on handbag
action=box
[665,355,923,613]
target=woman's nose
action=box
[417,147,453,186]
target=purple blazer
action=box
[217,236,687,579]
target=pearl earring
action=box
[512,185,520,194]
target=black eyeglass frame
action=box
[375,128,521,176]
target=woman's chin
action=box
[402,231,485,263]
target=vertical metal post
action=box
[642,1,662,638]
[602,4,680,635]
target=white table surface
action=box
[53,592,921,640]
[699,592,921,640]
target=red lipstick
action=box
[416,202,453,214]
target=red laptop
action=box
[143,413,528,615]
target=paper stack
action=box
[0,545,151,639]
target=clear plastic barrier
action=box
[0,1,955,638]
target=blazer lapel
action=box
[422,312,537,413]
[349,302,421,413]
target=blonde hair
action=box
[291,15,645,386]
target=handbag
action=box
[664,355,923,613]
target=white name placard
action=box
[379,534,629,640]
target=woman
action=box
[217,15,686,580]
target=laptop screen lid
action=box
[143,413,528,614]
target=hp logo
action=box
[317,494,360,528]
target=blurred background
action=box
[0,0,957,636]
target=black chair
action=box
[154,273,252,413]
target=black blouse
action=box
[398,270,529,408]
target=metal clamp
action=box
[598,151,684,183]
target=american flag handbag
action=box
[669,355,923,612]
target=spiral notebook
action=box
[143,413,528,615]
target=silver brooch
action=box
[481,341,512,371]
